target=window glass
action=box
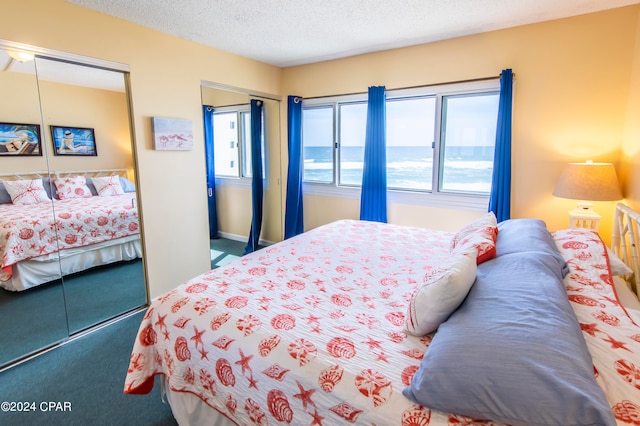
[303,106,334,183]
[241,111,253,177]
[338,102,367,186]
[214,107,264,179]
[386,97,435,191]
[299,80,501,203]
[440,93,499,193]
[213,112,238,177]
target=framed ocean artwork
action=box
[0,122,42,156]
[50,126,97,156]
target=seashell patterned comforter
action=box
[124,220,640,425]
[0,193,139,283]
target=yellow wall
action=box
[282,5,640,241]
[622,8,640,211]
[38,81,133,174]
[0,68,49,173]
[0,68,130,175]
[2,0,639,298]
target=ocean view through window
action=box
[301,80,500,201]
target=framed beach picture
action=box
[0,123,42,156]
[50,126,97,156]
[152,117,194,151]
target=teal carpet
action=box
[0,310,177,426]
[210,237,251,268]
[0,280,69,368]
[1,259,147,368]
[63,259,147,334]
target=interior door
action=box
[0,40,148,369]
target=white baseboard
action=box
[215,231,274,247]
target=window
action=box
[302,106,333,183]
[439,93,499,193]
[301,81,500,206]
[213,105,264,179]
[338,102,367,186]
[386,96,436,191]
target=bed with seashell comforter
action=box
[124,214,640,426]
[0,170,141,292]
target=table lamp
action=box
[552,161,622,230]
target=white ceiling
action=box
[66,0,640,67]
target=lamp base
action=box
[575,201,594,212]
[569,206,601,231]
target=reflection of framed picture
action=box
[51,126,97,156]
[0,122,42,156]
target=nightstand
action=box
[568,207,601,231]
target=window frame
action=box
[301,80,500,210]
[212,104,267,188]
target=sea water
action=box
[303,146,494,193]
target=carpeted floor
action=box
[0,310,177,426]
[0,259,147,368]
[210,237,251,269]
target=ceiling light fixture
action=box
[6,50,35,62]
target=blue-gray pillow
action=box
[497,218,569,276]
[0,182,12,204]
[119,176,136,193]
[42,178,59,199]
[84,178,99,196]
[403,252,615,426]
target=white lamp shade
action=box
[553,162,622,201]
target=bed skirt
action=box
[1,235,142,292]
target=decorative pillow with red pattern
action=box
[92,176,124,196]
[3,179,50,205]
[451,212,498,264]
[405,251,477,336]
[54,176,93,200]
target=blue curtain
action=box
[245,99,264,254]
[202,105,219,239]
[284,96,304,239]
[489,69,513,222]
[360,86,387,223]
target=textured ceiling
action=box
[67,0,639,67]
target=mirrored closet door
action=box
[0,45,68,367]
[0,41,148,368]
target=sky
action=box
[302,93,499,148]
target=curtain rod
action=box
[294,73,511,102]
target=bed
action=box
[0,169,141,292]
[125,208,640,426]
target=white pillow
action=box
[3,179,50,205]
[92,176,125,196]
[450,212,499,264]
[54,176,92,200]
[405,252,477,336]
[607,246,633,276]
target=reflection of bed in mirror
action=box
[0,169,141,292]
